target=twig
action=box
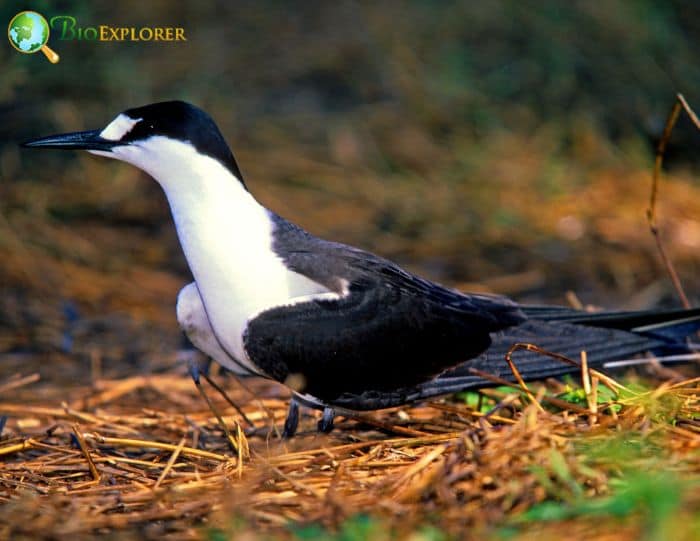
[580,351,591,396]
[0,373,40,394]
[646,93,700,308]
[251,448,324,499]
[427,401,518,424]
[505,344,546,412]
[390,444,447,492]
[329,405,431,437]
[72,424,100,482]
[153,436,187,489]
[589,375,599,426]
[83,433,230,462]
[0,438,34,456]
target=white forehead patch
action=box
[99,114,143,141]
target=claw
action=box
[282,398,300,438]
[187,357,201,385]
[317,407,335,433]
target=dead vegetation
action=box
[0,356,699,540]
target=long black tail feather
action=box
[439,319,666,380]
[434,306,700,397]
[522,305,700,340]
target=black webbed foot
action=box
[282,398,300,438]
[317,407,335,433]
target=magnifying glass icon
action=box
[8,11,60,64]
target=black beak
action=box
[21,129,117,151]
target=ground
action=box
[0,354,698,540]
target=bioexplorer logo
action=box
[8,11,186,64]
[8,11,60,63]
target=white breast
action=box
[111,137,329,371]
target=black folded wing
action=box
[244,217,525,403]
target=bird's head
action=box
[22,101,245,187]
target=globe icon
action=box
[8,11,59,63]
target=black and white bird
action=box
[23,101,700,436]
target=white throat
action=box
[94,137,327,366]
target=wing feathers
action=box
[244,279,504,401]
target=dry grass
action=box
[0,358,698,540]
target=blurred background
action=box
[2,0,700,377]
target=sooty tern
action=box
[23,101,700,436]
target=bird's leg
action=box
[282,398,300,439]
[187,358,243,453]
[284,394,335,436]
[317,406,336,433]
[199,371,255,428]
